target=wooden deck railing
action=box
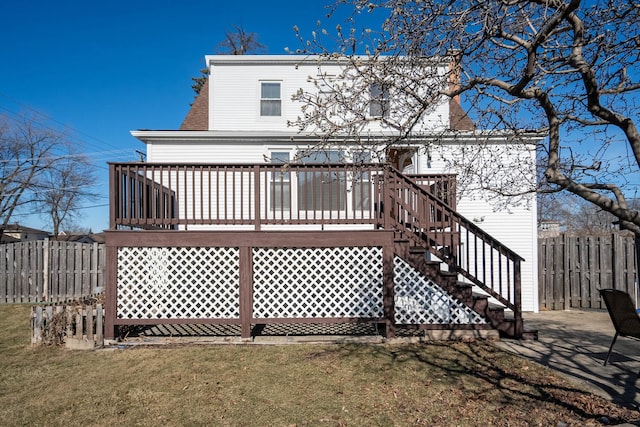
[108,162,522,336]
[384,167,523,335]
[110,163,392,230]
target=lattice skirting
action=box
[117,247,240,319]
[394,257,486,325]
[252,247,384,318]
[115,246,486,326]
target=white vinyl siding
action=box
[208,58,450,133]
[418,142,538,312]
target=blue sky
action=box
[0,0,348,233]
[2,1,639,232]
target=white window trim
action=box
[258,80,283,119]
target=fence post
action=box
[96,304,104,347]
[92,242,99,294]
[563,234,570,310]
[42,238,49,302]
[32,306,42,344]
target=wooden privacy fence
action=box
[539,232,638,310]
[0,240,105,304]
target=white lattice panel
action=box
[394,257,486,325]
[252,247,383,318]
[117,247,240,319]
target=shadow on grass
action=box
[317,342,640,425]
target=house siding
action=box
[419,142,538,312]
[132,55,540,314]
[208,57,450,133]
[147,141,266,163]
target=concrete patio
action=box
[498,309,640,411]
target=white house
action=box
[104,55,540,340]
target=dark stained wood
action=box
[104,230,394,248]
[249,317,386,324]
[239,246,253,339]
[105,162,526,338]
[104,245,118,340]
[383,243,396,338]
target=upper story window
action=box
[260,82,281,116]
[369,82,390,118]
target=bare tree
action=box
[0,113,62,232]
[538,191,619,233]
[37,151,96,236]
[216,25,266,56]
[293,1,640,234]
[0,113,96,235]
[191,25,267,96]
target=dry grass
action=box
[1,304,638,426]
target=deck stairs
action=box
[394,242,536,339]
[386,167,537,339]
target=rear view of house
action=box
[105,55,539,340]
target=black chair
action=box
[599,289,640,366]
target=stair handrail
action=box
[381,165,524,337]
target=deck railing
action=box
[108,162,521,335]
[384,167,523,335]
[111,163,385,229]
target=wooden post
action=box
[513,259,523,339]
[75,308,82,340]
[104,244,118,340]
[32,306,42,344]
[96,304,104,347]
[563,234,570,310]
[42,239,49,302]
[383,167,392,230]
[86,305,94,341]
[108,164,117,230]
[383,244,395,338]
[239,246,253,340]
[254,165,261,231]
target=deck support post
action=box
[383,243,395,338]
[239,246,253,340]
[104,244,117,340]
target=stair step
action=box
[394,238,530,340]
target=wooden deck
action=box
[105,163,524,340]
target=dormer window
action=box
[260,82,281,116]
[370,83,389,118]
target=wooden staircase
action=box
[382,167,536,339]
[395,241,537,339]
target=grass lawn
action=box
[1,304,638,426]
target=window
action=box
[370,83,390,118]
[352,151,372,211]
[298,150,345,211]
[260,82,281,116]
[270,151,290,211]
